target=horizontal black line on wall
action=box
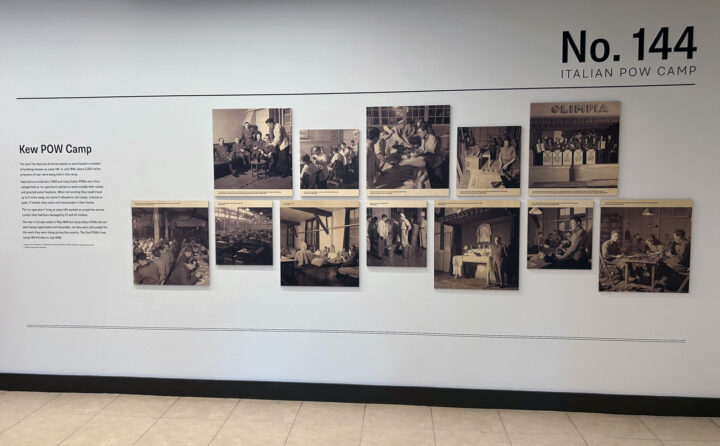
[16,83,696,100]
[0,373,717,416]
[26,324,685,344]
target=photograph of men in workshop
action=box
[527,201,593,270]
[366,105,450,195]
[299,129,359,195]
[367,201,427,267]
[599,200,692,293]
[213,108,292,193]
[434,201,520,290]
[457,126,521,195]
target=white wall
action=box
[0,0,719,398]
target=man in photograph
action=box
[377,214,388,257]
[266,117,290,178]
[490,236,508,288]
[134,253,160,285]
[418,122,444,188]
[554,216,589,269]
[240,121,254,149]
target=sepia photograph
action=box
[367,200,427,267]
[366,105,450,196]
[280,201,360,287]
[213,108,292,195]
[434,201,520,290]
[215,200,272,266]
[529,101,620,196]
[599,200,692,293]
[527,200,593,270]
[131,201,210,286]
[457,126,521,196]
[299,129,359,196]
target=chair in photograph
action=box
[251,157,269,179]
[326,162,345,188]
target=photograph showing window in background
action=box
[367,200,427,267]
[215,201,272,266]
[529,101,620,196]
[131,201,210,286]
[434,201,520,290]
[599,200,692,293]
[527,200,593,270]
[299,129,359,196]
[366,105,450,196]
[213,108,293,196]
[280,201,360,287]
[457,126,521,196]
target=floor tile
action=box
[508,432,586,445]
[59,415,156,446]
[360,426,435,446]
[0,411,26,434]
[134,417,223,446]
[499,409,580,435]
[227,399,300,424]
[37,393,117,416]
[432,407,505,432]
[99,394,178,417]
[434,429,510,445]
[0,391,59,415]
[286,423,362,446]
[363,404,433,429]
[162,396,238,420]
[293,401,364,426]
[0,413,91,446]
[639,416,720,441]
[209,421,291,446]
[570,412,655,439]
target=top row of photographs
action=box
[212,101,620,198]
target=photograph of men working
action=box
[599,201,692,293]
[215,202,272,266]
[132,202,210,286]
[213,108,292,191]
[434,203,520,290]
[299,129,359,193]
[527,202,592,269]
[457,126,521,194]
[280,202,360,287]
[367,205,427,267]
[366,105,450,193]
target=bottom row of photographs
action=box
[131,199,692,293]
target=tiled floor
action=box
[0,390,718,445]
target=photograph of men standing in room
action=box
[280,203,360,287]
[366,105,450,192]
[527,203,592,270]
[215,203,272,266]
[299,129,359,194]
[434,204,520,290]
[367,206,427,267]
[213,108,292,191]
[457,126,521,195]
[599,203,691,293]
[529,102,619,194]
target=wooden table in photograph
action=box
[462,254,492,288]
[623,256,661,291]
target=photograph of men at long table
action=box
[215,201,273,266]
[599,200,692,293]
[527,200,593,270]
[299,129,359,196]
[367,201,427,267]
[280,201,360,287]
[366,105,450,195]
[457,126,521,196]
[213,108,292,194]
[434,201,520,290]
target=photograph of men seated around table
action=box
[212,108,292,195]
[457,126,521,196]
[599,200,692,293]
[299,129,359,196]
[529,101,620,196]
[366,105,450,195]
[215,201,272,266]
[434,201,520,290]
[131,201,210,286]
[366,201,427,267]
[527,200,593,270]
[280,201,360,287]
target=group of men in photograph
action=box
[216,118,291,178]
[533,131,617,165]
[300,141,358,189]
[133,236,210,286]
[367,211,427,259]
